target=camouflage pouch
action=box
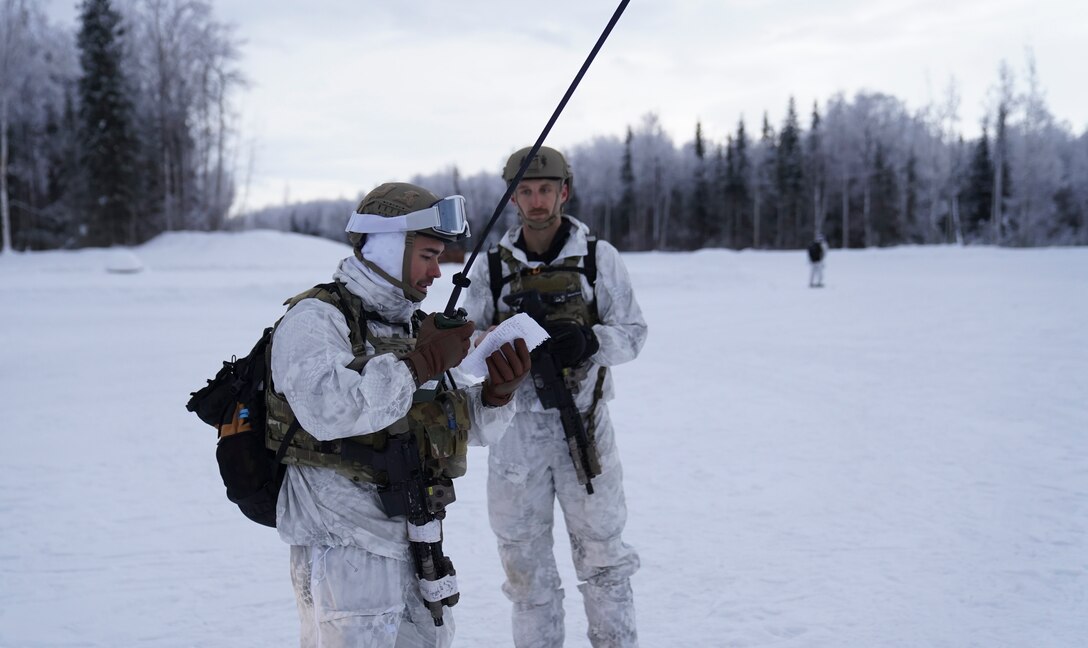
[410,389,472,479]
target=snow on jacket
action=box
[271,255,515,558]
[462,215,647,413]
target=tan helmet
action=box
[357,182,441,217]
[348,181,445,303]
[348,181,457,250]
[502,145,573,198]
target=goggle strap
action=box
[345,196,467,236]
[345,212,408,234]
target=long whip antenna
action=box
[443,0,631,317]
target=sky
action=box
[2,233,1086,646]
[44,0,1088,214]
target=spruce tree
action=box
[692,121,711,247]
[754,113,776,249]
[729,119,750,247]
[776,98,804,248]
[617,127,635,249]
[77,0,138,246]
[723,136,736,247]
[992,101,1012,243]
[870,142,900,245]
[963,124,994,237]
[806,101,825,241]
[904,151,919,242]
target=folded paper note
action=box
[459,313,549,378]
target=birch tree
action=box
[628,114,676,250]
[129,0,244,233]
[0,0,31,253]
[990,61,1014,244]
[1008,50,1062,245]
[806,102,826,239]
[823,95,856,248]
[570,134,623,244]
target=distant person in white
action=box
[270,182,529,648]
[462,146,648,648]
[808,235,828,288]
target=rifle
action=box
[503,290,602,494]
[377,417,459,626]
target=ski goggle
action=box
[345,195,470,238]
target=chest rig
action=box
[264,282,472,489]
[487,239,607,399]
[487,239,600,327]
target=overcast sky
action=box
[45,0,1087,214]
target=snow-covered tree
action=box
[963,121,994,238]
[805,101,826,240]
[776,97,804,248]
[726,119,751,247]
[77,0,139,246]
[0,0,30,253]
[691,121,711,246]
[627,114,676,250]
[569,134,623,243]
[129,0,244,234]
[1006,51,1062,246]
[0,1,76,251]
[990,60,1015,245]
[752,112,776,248]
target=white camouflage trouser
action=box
[290,545,454,648]
[810,261,825,287]
[488,406,640,648]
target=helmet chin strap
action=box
[518,195,563,231]
[401,231,426,303]
[521,212,559,231]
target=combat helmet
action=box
[345,181,470,302]
[503,145,573,199]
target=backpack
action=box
[186,326,288,527]
[186,282,358,527]
[807,241,825,263]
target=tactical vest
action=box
[487,239,609,423]
[265,282,472,486]
[487,238,600,327]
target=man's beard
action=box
[521,206,559,231]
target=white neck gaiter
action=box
[360,232,407,286]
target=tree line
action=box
[3,2,1085,254]
[0,0,243,252]
[240,53,1087,254]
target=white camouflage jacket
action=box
[462,215,647,413]
[271,255,515,558]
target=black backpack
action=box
[186,281,358,527]
[186,326,291,527]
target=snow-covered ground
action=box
[1,231,1085,647]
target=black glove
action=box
[543,320,599,368]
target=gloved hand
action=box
[544,320,599,368]
[482,338,532,407]
[401,314,474,385]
